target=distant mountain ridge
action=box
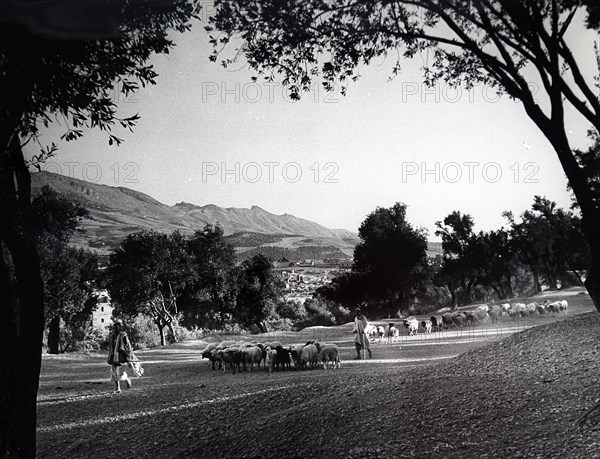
[30,172,359,255]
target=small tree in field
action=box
[209,0,600,314]
[352,203,429,317]
[107,230,195,346]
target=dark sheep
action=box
[274,346,291,371]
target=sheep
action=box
[207,348,222,371]
[536,302,548,314]
[318,344,340,370]
[421,319,433,334]
[300,343,319,369]
[376,326,386,343]
[488,305,502,323]
[289,343,305,369]
[217,348,243,374]
[241,346,263,372]
[509,303,525,318]
[403,317,419,336]
[385,323,400,343]
[474,308,488,322]
[201,343,220,369]
[558,299,568,314]
[442,313,454,329]
[547,300,568,316]
[476,304,489,313]
[274,345,291,371]
[263,341,283,350]
[500,303,511,316]
[452,312,467,327]
[364,324,378,340]
[465,311,478,325]
[430,316,444,332]
[265,347,278,372]
[525,302,537,315]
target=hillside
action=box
[31,172,444,260]
[31,172,358,255]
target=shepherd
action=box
[353,307,372,359]
[107,319,144,393]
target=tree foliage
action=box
[209,0,600,314]
[234,254,283,333]
[32,186,98,354]
[107,230,195,345]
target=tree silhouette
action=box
[0,3,200,455]
[209,0,600,314]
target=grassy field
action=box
[37,288,599,458]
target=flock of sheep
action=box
[199,299,569,373]
[375,299,570,338]
[200,340,341,374]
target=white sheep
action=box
[421,319,433,334]
[318,344,340,370]
[385,323,400,343]
[264,347,278,372]
[376,326,385,343]
[300,344,319,369]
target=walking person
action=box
[353,308,372,359]
[107,319,143,393]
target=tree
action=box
[40,245,99,353]
[209,0,600,315]
[235,254,283,333]
[435,211,481,305]
[1,3,201,455]
[351,203,429,317]
[107,231,195,346]
[474,229,517,300]
[31,186,97,354]
[505,196,590,291]
[186,224,237,327]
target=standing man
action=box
[354,307,372,359]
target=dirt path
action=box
[37,309,599,458]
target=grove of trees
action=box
[320,198,589,317]
[106,225,286,341]
[208,0,600,315]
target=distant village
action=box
[272,256,354,304]
[92,250,444,330]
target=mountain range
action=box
[31,172,360,260]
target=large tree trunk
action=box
[582,217,600,313]
[155,319,166,346]
[531,264,542,295]
[0,137,44,458]
[47,315,61,354]
[166,321,177,344]
[522,101,600,314]
[448,284,458,310]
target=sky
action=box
[28,9,598,240]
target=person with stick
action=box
[353,308,372,359]
[107,319,144,393]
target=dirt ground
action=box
[37,290,600,458]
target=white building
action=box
[92,290,114,331]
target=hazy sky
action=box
[29,11,597,239]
